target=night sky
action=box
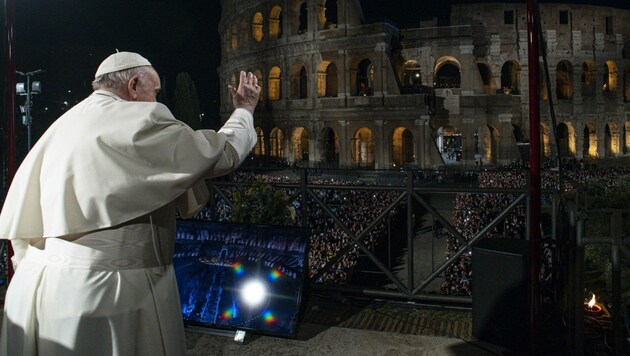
[6,0,630,134]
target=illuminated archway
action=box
[252,12,264,42]
[270,128,285,158]
[269,6,283,39]
[292,127,309,162]
[556,60,573,100]
[317,61,338,97]
[403,60,422,86]
[436,126,462,164]
[434,57,461,89]
[605,122,619,157]
[583,123,598,158]
[352,127,375,167]
[254,127,266,156]
[603,60,618,93]
[392,127,414,167]
[268,66,282,101]
[557,122,576,158]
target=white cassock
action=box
[0,90,257,355]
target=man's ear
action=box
[126,75,140,101]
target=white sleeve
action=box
[218,108,257,164]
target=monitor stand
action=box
[185,325,248,344]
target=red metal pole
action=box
[526,0,541,351]
[4,0,16,281]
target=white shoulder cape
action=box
[0,90,256,240]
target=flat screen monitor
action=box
[173,220,310,338]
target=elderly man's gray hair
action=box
[92,66,152,91]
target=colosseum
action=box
[217,0,630,169]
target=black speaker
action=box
[472,238,530,351]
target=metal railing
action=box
[204,168,542,306]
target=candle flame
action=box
[588,294,596,309]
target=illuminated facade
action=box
[218,1,630,168]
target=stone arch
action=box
[268,66,282,101]
[292,127,309,162]
[403,60,422,86]
[270,128,285,159]
[624,121,630,154]
[392,127,414,167]
[476,125,500,165]
[557,122,576,158]
[252,12,264,42]
[605,121,619,157]
[436,125,462,164]
[434,56,461,89]
[352,127,375,168]
[476,62,493,95]
[321,127,339,166]
[352,58,374,96]
[501,60,520,94]
[317,61,338,97]
[556,60,573,100]
[269,5,283,39]
[290,64,308,99]
[254,127,266,156]
[581,60,596,97]
[603,60,618,93]
[624,67,630,102]
[583,122,598,158]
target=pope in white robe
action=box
[0,52,260,355]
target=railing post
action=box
[406,170,414,294]
[574,211,585,356]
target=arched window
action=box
[501,61,520,94]
[355,59,374,96]
[352,127,375,167]
[270,128,285,158]
[269,6,283,39]
[434,57,462,89]
[254,127,266,155]
[583,123,597,158]
[392,128,414,166]
[292,127,309,162]
[603,60,618,93]
[230,24,238,50]
[252,12,264,42]
[556,60,573,100]
[268,66,282,101]
[436,126,462,164]
[298,2,308,34]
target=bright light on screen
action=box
[240,279,268,307]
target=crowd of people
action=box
[441,165,630,295]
